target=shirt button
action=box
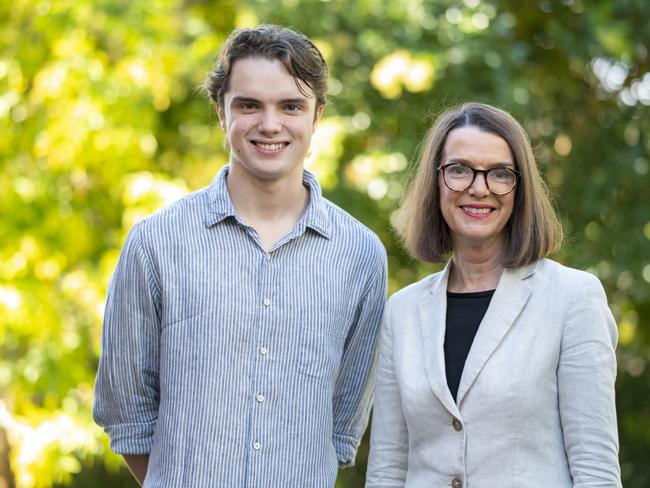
[253,441,261,450]
[265,253,271,261]
[256,394,265,403]
[260,346,268,355]
[451,476,463,488]
[452,418,462,432]
[263,298,271,306]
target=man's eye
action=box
[236,102,259,111]
[284,104,301,112]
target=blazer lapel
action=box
[455,263,536,406]
[417,260,460,417]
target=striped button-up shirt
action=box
[93,165,387,488]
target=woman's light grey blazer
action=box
[366,258,621,488]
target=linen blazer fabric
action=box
[366,258,621,488]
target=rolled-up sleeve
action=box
[332,243,387,467]
[558,273,621,487]
[93,221,161,455]
[365,296,409,487]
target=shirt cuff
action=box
[105,420,156,455]
[333,433,359,468]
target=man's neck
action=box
[226,163,310,251]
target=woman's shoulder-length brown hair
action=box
[395,102,563,268]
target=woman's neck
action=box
[448,244,505,293]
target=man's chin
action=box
[233,161,304,183]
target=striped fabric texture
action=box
[93,165,387,488]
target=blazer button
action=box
[451,476,463,488]
[452,418,462,431]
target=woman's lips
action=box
[460,205,495,218]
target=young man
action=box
[93,25,387,487]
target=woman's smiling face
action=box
[438,126,516,250]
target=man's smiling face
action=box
[217,56,323,183]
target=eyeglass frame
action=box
[437,162,520,195]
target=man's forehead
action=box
[226,57,316,102]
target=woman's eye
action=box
[448,165,471,175]
[492,168,514,180]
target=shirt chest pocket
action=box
[296,310,349,388]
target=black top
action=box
[444,289,495,402]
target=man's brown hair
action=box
[205,24,328,110]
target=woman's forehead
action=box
[442,127,513,165]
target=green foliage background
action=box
[1,0,649,486]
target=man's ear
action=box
[313,104,324,129]
[216,104,226,132]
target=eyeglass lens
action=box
[443,164,516,194]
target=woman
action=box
[366,103,621,487]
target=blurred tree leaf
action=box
[1,0,649,486]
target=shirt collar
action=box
[204,164,331,239]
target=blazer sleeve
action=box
[557,273,621,487]
[365,297,409,487]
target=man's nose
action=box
[258,109,282,134]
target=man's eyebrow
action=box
[230,96,309,106]
[230,96,261,105]
[279,97,309,105]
